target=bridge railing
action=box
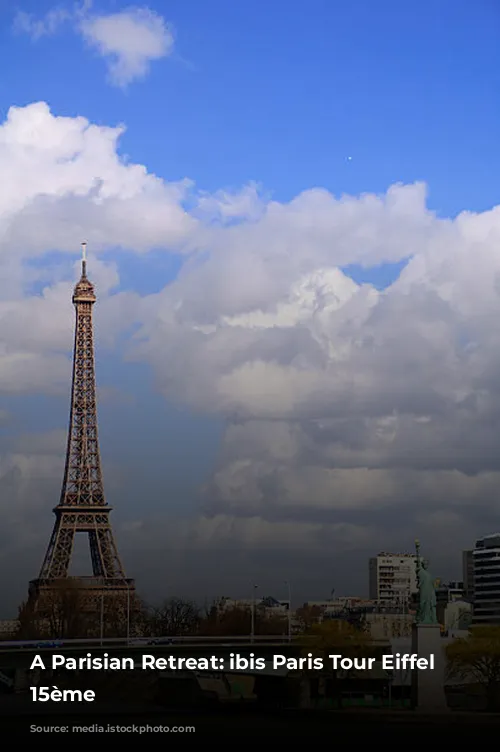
[0,635,293,650]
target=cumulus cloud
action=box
[79,7,174,87]
[194,183,268,225]
[0,101,195,258]
[129,172,500,560]
[3,101,500,603]
[13,3,174,87]
[0,99,194,392]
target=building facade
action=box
[462,550,474,601]
[364,612,414,640]
[218,597,290,614]
[369,552,418,609]
[472,534,500,624]
[436,581,464,611]
[442,600,472,633]
[435,581,472,632]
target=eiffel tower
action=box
[29,243,134,611]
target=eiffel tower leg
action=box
[89,528,125,579]
[39,518,75,580]
[89,530,104,577]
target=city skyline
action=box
[1,0,500,615]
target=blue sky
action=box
[3,0,499,220]
[3,0,499,297]
[1,0,500,612]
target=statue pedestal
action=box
[411,623,449,713]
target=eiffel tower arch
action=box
[28,244,135,628]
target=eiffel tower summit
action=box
[28,243,135,615]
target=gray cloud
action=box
[129,178,500,573]
[1,102,500,609]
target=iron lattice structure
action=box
[29,248,134,607]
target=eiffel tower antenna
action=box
[29,243,134,611]
[81,241,87,277]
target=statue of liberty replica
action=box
[415,539,438,625]
[411,539,448,712]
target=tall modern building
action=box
[29,244,134,612]
[472,534,500,625]
[462,549,474,601]
[369,552,418,609]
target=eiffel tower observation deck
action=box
[29,244,135,610]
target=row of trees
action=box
[9,586,500,710]
[303,620,500,711]
[446,626,500,711]
[13,586,292,641]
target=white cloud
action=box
[0,99,200,392]
[128,170,500,554]
[195,183,268,225]
[13,4,174,88]
[79,7,175,87]
[13,7,71,40]
[0,101,195,259]
[3,101,500,584]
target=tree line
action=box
[14,584,294,641]
[6,584,500,711]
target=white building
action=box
[364,612,414,640]
[318,600,414,639]
[218,597,290,614]
[306,596,375,614]
[369,552,418,609]
[442,600,472,633]
[472,533,500,624]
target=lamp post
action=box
[284,580,292,641]
[99,594,104,646]
[251,584,258,643]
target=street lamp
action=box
[284,581,292,641]
[99,593,104,646]
[251,584,258,643]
